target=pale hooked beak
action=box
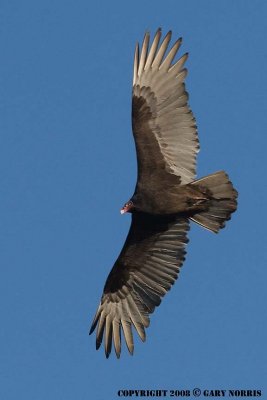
[120,201,133,215]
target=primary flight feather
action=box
[89,29,238,358]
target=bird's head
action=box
[120,200,134,214]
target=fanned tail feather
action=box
[190,171,238,233]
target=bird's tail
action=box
[190,171,238,233]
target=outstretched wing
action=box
[132,29,199,186]
[89,213,189,358]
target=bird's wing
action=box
[132,29,199,185]
[89,212,189,358]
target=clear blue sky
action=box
[1,0,266,399]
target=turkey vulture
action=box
[89,29,237,358]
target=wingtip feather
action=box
[133,43,139,85]
[105,315,113,358]
[121,320,134,355]
[137,32,150,77]
[151,30,172,69]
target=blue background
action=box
[1,0,266,399]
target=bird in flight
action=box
[89,29,238,358]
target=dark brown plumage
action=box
[89,29,238,358]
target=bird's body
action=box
[132,180,210,214]
[89,29,238,358]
